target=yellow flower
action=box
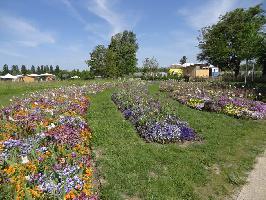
[4,166,16,175]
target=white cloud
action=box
[87,0,132,36]
[177,0,264,29]
[60,0,87,24]
[0,14,55,47]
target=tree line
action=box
[0,64,60,76]
[0,64,94,80]
[86,30,138,77]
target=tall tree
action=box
[40,65,44,73]
[55,65,60,75]
[109,30,138,76]
[49,65,54,73]
[257,32,266,77]
[86,45,107,77]
[31,65,36,74]
[11,65,20,75]
[37,66,41,74]
[105,48,119,77]
[2,64,9,75]
[21,65,27,75]
[179,56,187,64]
[197,5,266,77]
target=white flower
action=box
[48,123,56,130]
[259,93,262,96]
[25,175,30,181]
[34,102,38,105]
[9,99,12,102]
[21,156,29,164]
[39,132,46,138]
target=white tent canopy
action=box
[27,74,41,77]
[40,73,55,76]
[0,73,18,79]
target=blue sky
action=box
[0,0,264,70]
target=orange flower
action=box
[29,187,41,198]
[65,190,76,199]
[85,168,92,177]
[4,166,15,175]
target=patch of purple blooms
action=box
[160,81,266,120]
[112,83,198,143]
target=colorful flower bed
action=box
[0,83,112,200]
[160,81,266,120]
[112,82,198,143]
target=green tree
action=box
[49,65,54,74]
[86,45,107,77]
[142,57,159,73]
[31,65,36,74]
[109,30,138,76]
[197,5,266,77]
[54,65,60,76]
[37,66,41,74]
[40,65,44,73]
[21,65,27,75]
[80,70,94,80]
[257,33,266,77]
[105,48,119,78]
[2,64,9,75]
[11,65,20,75]
[179,56,187,64]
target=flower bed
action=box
[0,83,112,200]
[112,82,198,143]
[160,81,266,120]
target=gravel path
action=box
[236,151,266,200]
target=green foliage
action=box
[11,65,20,75]
[198,5,266,77]
[20,65,27,75]
[2,64,9,75]
[54,65,60,76]
[87,45,107,77]
[179,56,187,64]
[37,66,41,74]
[257,32,266,77]
[142,57,159,73]
[105,48,119,78]
[86,30,138,78]
[108,30,138,76]
[31,65,36,74]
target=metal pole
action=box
[252,62,254,82]
[245,59,248,85]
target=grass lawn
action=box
[88,83,266,200]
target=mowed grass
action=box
[88,84,266,200]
